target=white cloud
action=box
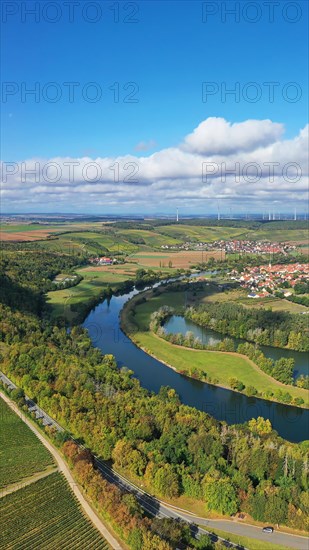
[182,117,284,155]
[1,118,308,212]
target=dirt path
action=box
[0,466,57,498]
[0,391,124,550]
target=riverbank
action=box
[46,264,180,325]
[121,291,309,409]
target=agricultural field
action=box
[1,220,307,258]
[248,227,309,244]
[47,261,178,323]
[0,222,87,242]
[156,224,248,242]
[47,264,137,323]
[0,397,54,488]
[58,231,137,253]
[129,250,225,268]
[30,230,137,256]
[116,228,181,248]
[0,223,62,233]
[0,229,58,241]
[0,472,109,550]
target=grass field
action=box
[123,290,308,404]
[203,526,293,550]
[0,472,109,549]
[199,287,309,314]
[0,397,54,488]
[47,265,136,323]
[47,261,178,323]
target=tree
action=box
[112,439,134,469]
[62,440,80,464]
[229,378,245,391]
[10,387,25,403]
[203,478,238,516]
[245,385,257,396]
[128,528,143,550]
[194,534,213,549]
[272,358,294,385]
[248,417,272,435]
[249,492,267,521]
[150,518,188,547]
[153,464,180,498]
[265,494,288,527]
[142,531,172,550]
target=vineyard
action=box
[0,472,110,549]
[0,397,54,488]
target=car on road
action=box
[262,526,274,533]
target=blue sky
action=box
[1,0,308,213]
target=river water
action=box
[83,282,309,443]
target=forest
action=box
[185,301,309,352]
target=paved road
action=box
[0,389,123,550]
[94,457,309,550]
[1,370,308,549]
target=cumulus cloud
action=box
[182,117,284,155]
[1,118,308,212]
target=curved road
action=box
[1,371,308,549]
[94,457,308,550]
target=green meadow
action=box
[122,289,308,405]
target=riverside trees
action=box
[185,302,309,352]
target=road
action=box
[94,457,308,550]
[1,370,308,549]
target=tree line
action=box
[185,301,309,352]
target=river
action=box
[83,281,309,443]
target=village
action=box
[161,239,296,255]
[230,263,309,298]
[88,256,118,266]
